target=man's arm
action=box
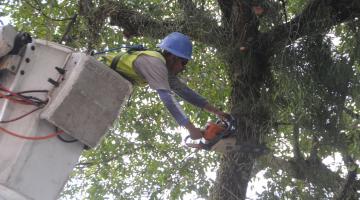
[169,75,208,108]
[157,89,202,139]
[169,76,230,119]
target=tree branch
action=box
[78,0,111,51]
[280,0,288,22]
[177,0,227,47]
[261,0,360,56]
[217,0,234,24]
[59,14,78,44]
[334,155,360,200]
[309,135,320,161]
[76,144,141,169]
[178,0,197,14]
[255,154,349,192]
[292,124,303,160]
[344,107,360,120]
[107,0,224,48]
[24,0,75,21]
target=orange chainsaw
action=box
[185,116,236,151]
[185,116,269,154]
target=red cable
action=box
[0,93,34,105]
[0,107,43,123]
[0,126,64,140]
[0,85,61,140]
[0,85,35,105]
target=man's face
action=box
[167,55,188,75]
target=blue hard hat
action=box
[158,32,192,60]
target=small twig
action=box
[292,123,303,160]
[344,107,360,120]
[24,0,75,22]
[76,146,141,168]
[280,0,288,22]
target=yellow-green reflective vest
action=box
[100,50,166,86]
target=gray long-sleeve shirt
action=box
[133,54,208,126]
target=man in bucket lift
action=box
[101,32,230,139]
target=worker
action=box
[101,32,230,139]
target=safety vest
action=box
[100,50,166,86]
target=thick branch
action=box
[178,0,197,14]
[107,0,224,48]
[261,0,360,56]
[79,0,111,51]
[335,167,359,200]
[255,154,348,192]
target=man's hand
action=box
[216,111,232,121]
[203,103,231,120]
[184,121,203,139]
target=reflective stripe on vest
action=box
[102,51,166,86]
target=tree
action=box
[2,0,359,199]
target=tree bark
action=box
[209,0,272,198]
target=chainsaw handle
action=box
[184,135,193,144]
[184,135,204,149]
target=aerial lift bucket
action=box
[0,25,132,200]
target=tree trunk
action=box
[210,38,271,199]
